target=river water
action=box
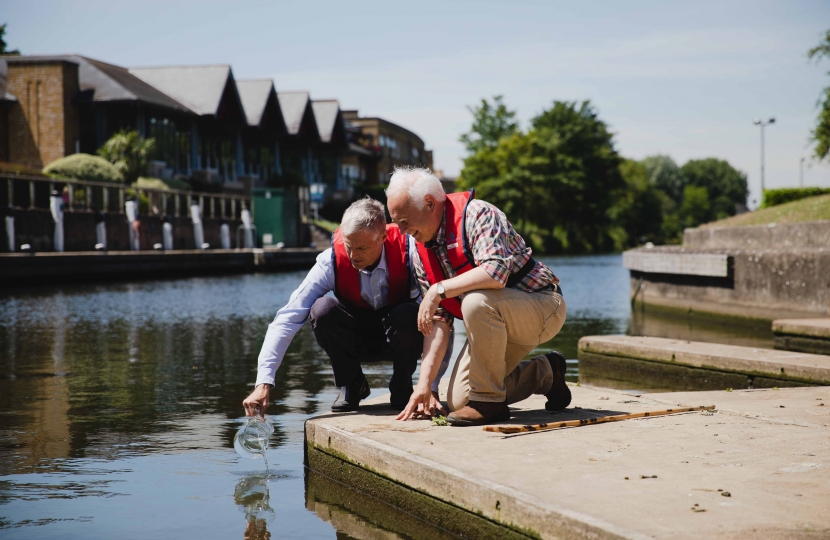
[0,254,771,538]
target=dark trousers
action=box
[310,296,423,397]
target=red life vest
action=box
[415,189,477,320]
[332,223,411,310]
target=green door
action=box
[252,188,298,247]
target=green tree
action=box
[609,159,666,248]
[0,24,20,55]
[459,100,624,253]
[808,29,830,161]
[98,129,155,185]
[678,185,710,229]
[642,154,685,204]
[459,95,518,154]
[679,158,747,222]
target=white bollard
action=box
[220,223,231,249]
[241,208,254,249]
[50,192,64,252]
[95,212,107,250]
[125,199,139,250]
[5,214,14,252]
[163,221,174,251]
[190,202,204,250]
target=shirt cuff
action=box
[255,372,275,387]
[478,260,510,286]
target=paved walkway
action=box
[306,385,830,539]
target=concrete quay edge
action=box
[306,411,650,540]
[0,247,321,285]
[578,335,830,384]
[773,319,830,340]
[305,386,830,539]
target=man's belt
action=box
[506,256,537,288]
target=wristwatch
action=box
[436,282,447,300]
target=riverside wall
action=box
[625,221,830,321]
[3,208,243,252]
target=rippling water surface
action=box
[0,254,770,538]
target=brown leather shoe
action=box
[544,351,572,411]
[447,400,509,427]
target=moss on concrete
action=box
[579,351,818,391]
[305,441,540,540]
[775,335,830,356]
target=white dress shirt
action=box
[256,236,452,391]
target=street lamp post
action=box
[800,157,805,188]
[753,117,775,196]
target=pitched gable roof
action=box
[237,79,274,126]
[277,91,314,136]
[129,64,235,116]
[0,55,189,112]
[310,100,342,144]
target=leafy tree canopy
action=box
[459,95,518,154]
[0,24,20,55]
[679,158,748,223]
[459,100,623,253]
[642,154,684,204]
[808,29,830,161]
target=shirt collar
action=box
[426,210,448,248]
[360,245,387,274]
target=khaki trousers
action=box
[447,288,566,411]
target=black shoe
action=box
[331,374,371,412]
[389,388,413,411]
[544,351,572,411]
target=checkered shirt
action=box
[412,199,560,323]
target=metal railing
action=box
[1,173,251,220]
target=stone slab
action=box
[306,385,830,539]
[578,335,830,384]
[622,250,730,277]
[684,220,830,250]
[773,319,830,340]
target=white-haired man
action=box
[388,167,569,426]
[243,197,450,417]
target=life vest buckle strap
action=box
[506,256,537,288]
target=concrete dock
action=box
[305,385,830,539]
[774,319,830,355]
[579,335,830,390]
[0,247,321,286]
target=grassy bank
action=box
[701,193,830,228]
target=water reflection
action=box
[0,257,778,536]
[235,474,276,539]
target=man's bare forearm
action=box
[440,266,502,298]
[417,320,451,389]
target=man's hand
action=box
[243,384,271,419]
[417,284,442,336]
[396,384,447,421]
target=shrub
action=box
[43,154,123,183]
[98,129,155,184]
[761,187,830,208]
[133,177,191,191]
[0,161,47,177]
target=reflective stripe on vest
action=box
[332,224,411,310]
[415,189,476,319]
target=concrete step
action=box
[306,385,830,539]
[578,335,830,385]
[773,318,830,355]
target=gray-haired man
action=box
[243,198,449,417]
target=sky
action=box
[4,0,830,207]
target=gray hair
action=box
[385,166,446,210]
[340,197,387,237]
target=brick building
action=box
[0,54,434,204]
